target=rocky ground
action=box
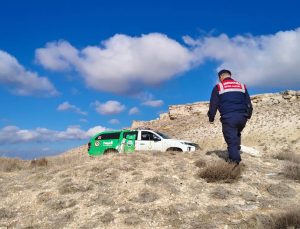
[0,90,299,229]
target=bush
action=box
[30,158,48,168]
[197,160,242,183]
[272,207,300,228]
[275,151,300,164]
[0,158,23,172]
[194,159,206,168]
[284,163,300,181]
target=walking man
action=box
[207,69,253,164]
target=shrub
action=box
[130,189,159,203]
[197,160,242,183]
[30,158,48,168]
[275,151,300,164]
[100,212,115,223]
[194,159,206,168]
[272,207,300,228]
[284,163,300,181]
[0,158,23,172]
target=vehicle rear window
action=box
[96,132,120,140]
[123,131,138,140]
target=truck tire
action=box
[166,147,183,152]
[104,148,119,154]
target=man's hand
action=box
[208,116,214,124]
[207,111,215,124]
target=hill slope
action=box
[0,90,299,228]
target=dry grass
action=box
[284,163,300,181]
[275,151,300,163]
[30,157,48,168]
[194,159,206,168]
[48,145,88,169]
[0,158,25,172]
[275,151,300,182]
[197,160,243,183]
[100,212,115,224]
[130,189,159,203]
[58,179,91,195]
[272,207,300,228]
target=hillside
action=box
[0,90,300,228]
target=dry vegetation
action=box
[275,151,300,164]
[196,160,243,183]
[1,149,300,228]
[284,163,300,181]
[275,151,300,182]
[30,157,48,167]
[271,207,300,229]
[0,157,26,172]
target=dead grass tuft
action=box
[130,189,159,203]
[0,208,15,219]
[197,160,242,183]
[194,159,206,168]
[30,157,48,168]
[0,158,24,172]
[275,151,300,163]
[284,163,300,181]
[58,179,91,194]
[272,207,300,228]
[124,215,141,225]
[100,212,115,223]
[45,198,76,210]
[210,186,231,199]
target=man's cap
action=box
[218,69,231,77]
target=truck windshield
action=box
[157,132,170,139]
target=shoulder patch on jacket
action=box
[218,80,245,94]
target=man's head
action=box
[218,69,231,82]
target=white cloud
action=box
[129,107,140,115]
[35,40,79,71]
[35,33,194,94]
[0,50,58,96]
[136,91,163,108]
[93,100,125,115]
[85,126,107,137]
[185,28,300,87]
[0,125,106,145]
[57,101,87,115]
[36,29,300,90]
[142,99,164,107]
[79,118,88,123]
[109,119,120,125]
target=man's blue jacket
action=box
[208,78,253,122]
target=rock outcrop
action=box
[131,90,299,129]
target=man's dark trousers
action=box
[221,113,248,163]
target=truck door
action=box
[136,131,162,151]
[124,134,136,153]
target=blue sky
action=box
[0,0,300,159]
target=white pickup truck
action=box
[130,128,199,152]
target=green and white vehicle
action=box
[88,128,199,156]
